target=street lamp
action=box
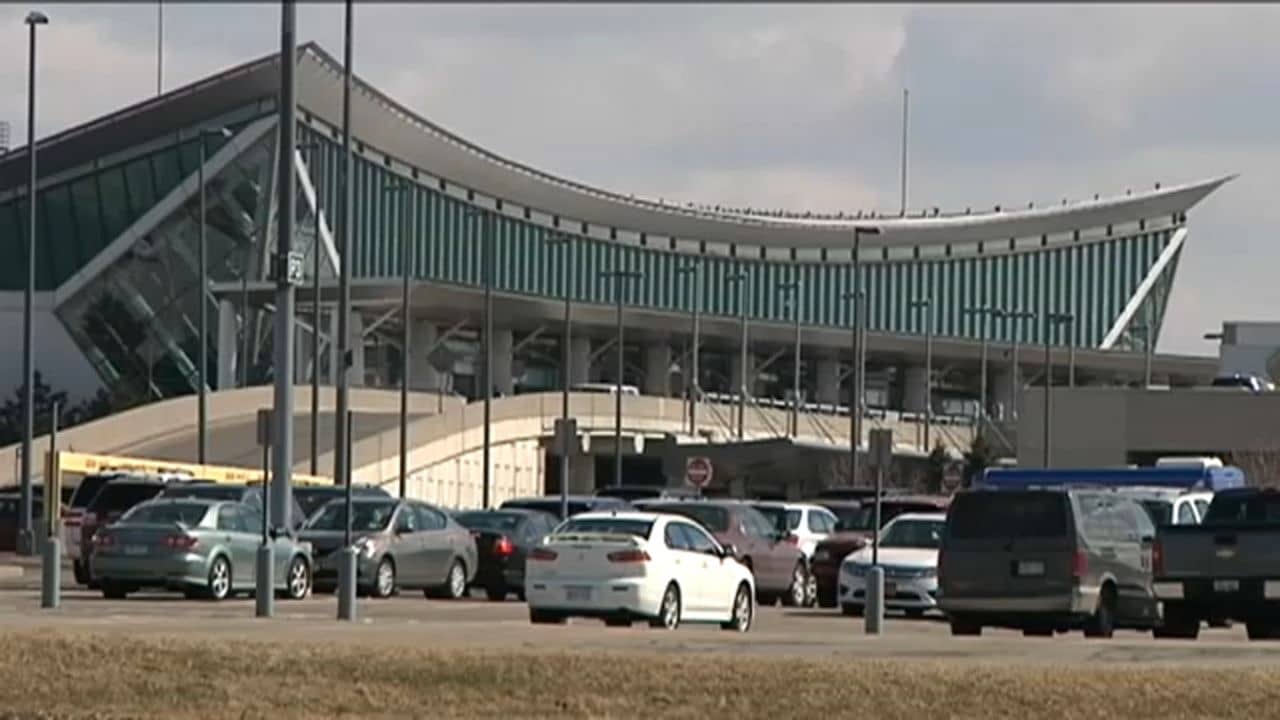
[963,306,1006,422]
[601,267,642,487]
[847,225,879,485]
[1042,310,1073,468]
[725,271,749,440]
[18,9,50,558]
[545,232,575,520]
[777,280,802,438]
[675,260,702,435]
[335,0,357,624]
[195,127,233,467]
[909,297,933,452]
[386,180,412,499]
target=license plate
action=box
[565,586,592,602]
[1017,561,1045,577]
[1213,579,1240,593]
[123,545,149,556]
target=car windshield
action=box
[753,505,789,532]
[122,502,210,527]
[645,504,729,533]
[162,485,244,502]
[1204,494,1280,525]
[306,501,398,532]
[454,511,522,533]
[555,518,653,538]
[881,519,945,549]
[1138,500,1173,526]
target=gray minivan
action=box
[938,488,1160,638]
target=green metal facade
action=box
[301,125,1176,349]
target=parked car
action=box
[594,485,700,503]
[0,494,43,552]
[838,513,947,618]
[524,511,754,631]
[816,488,902,502]
[292,484,391,519]
[89,498,313,601]
[748,502,839,558]
[1122,487,1212,527]
[938,488,1160,637]
[1153,487,1280,640]
[810,499,864,533]
[65,471,190,582]
[78,477,204,587]
[635,499,808,606]
[452,508,559,601]
[159,482,309,530]
[500,494,629,521]
[300,498,477,599]
[810,495,951,608]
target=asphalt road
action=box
[1,578,1278,667]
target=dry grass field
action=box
[1,629,1279,719]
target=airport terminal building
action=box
[0,44,1230,496]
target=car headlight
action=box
[353,538,377,559]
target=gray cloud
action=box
[0,3,1271,356]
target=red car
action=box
[810,495,951,608]
[637,500,809,606]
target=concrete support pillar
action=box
[993,364,1022,422]
[730,353,756,396]
[816,357,840,406]
[644,344,673,397]
[903,365,929,413]
[409,320,441,392]
[295,324,311,385]
[348,312,365,388]
[216,299,237,391]
[493,328,514,396]
[569,336,591,386]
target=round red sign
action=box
[685,456,714,488]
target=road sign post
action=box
[865,428,893,636]
[685,456,713,495]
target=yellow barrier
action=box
[42,450,333,530]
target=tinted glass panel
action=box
[123,502,208,527]
[644,504,729,533]
[664,524,688,550]
[1176,502,1197,525]
[454,512,521,533]
[1138,500,1173,526]
[947,492,1068,539]
[753,506,788,532]
[306,501,397,532]
[88,483,165,513]
[555,518,654,538]
[881,519,945,549]
[416,505,446,531]
[679,523,720,555]
[70,475,120,508]
[1204,493,1280,525]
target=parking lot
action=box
[1,573,1277,669]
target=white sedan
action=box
[525,511,755,631]
[838,513,947,618]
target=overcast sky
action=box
[0,3,1272,356]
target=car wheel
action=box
[101,581,129,600]
[444,560,467,600]
[720,582,754,632]
[372,557,396,599]
[841,603,863,618]
[285,556,311,600]
[783,563,808,608]
[529,609,567,625]
[950,615,982,636]
[207,555,232,602]
[1083,585,1116,639]
[650,582,681,630]
[485,585,508,602]
[803,571,819,608]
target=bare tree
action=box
[1223,450,1280,488]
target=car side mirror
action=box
[721,544,738,559]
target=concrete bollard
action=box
[336,547,358,621]
[41,535,61,609]
[255,543,275,618]
[864,566,885,635]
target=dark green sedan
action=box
[89,498,313,601]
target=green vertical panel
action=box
[97,166,131,242]
[71,174,105,261]
[151,147,182,202]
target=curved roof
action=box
[2,42,1233,252]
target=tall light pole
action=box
[726,271,748,440]
[19,10,49,558]
[335,0,357,623]
[777,280,802,438]
[1042,311,1073,468]
[546,233,574,519]
[261,0,299,619]
[675,260,702,435]
[602,267,641,487]
[389,180,411,499]
[847,225,879,485]
[197,127,233,466]
[909,297,933,451]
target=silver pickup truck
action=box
[1153,488,1280,640]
